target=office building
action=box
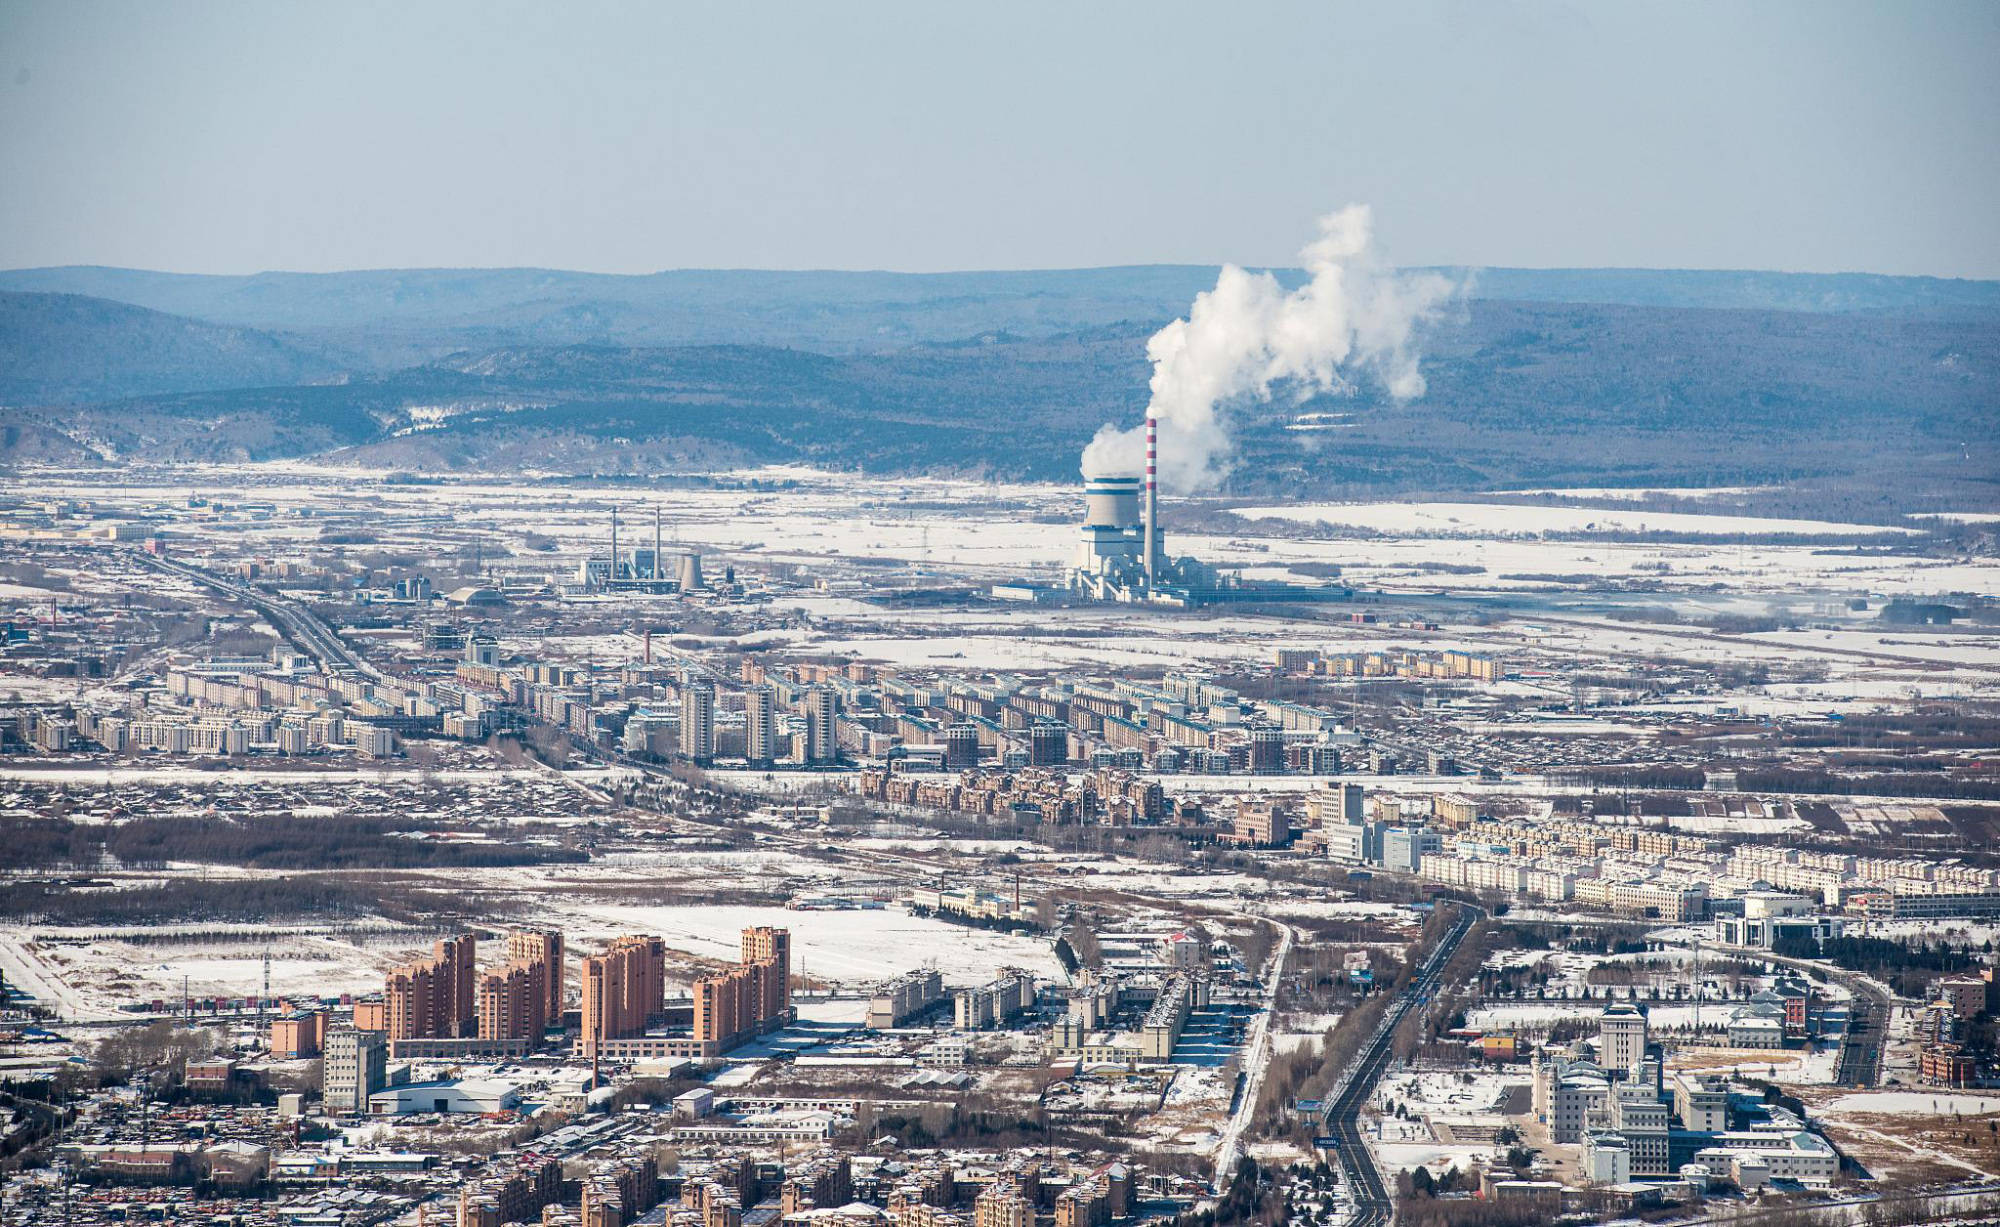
[1599,1002,1648,1077]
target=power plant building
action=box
[1064,431,1343,605]
[1065,471,1231,606]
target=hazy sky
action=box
[3,1,1996,278]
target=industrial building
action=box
[1066,470,1231,606]
[1063,430,1344,606]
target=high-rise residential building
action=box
[745,686,777,766]
[443,933,476,1033]
[507,928,564,1019]
[743,926,791,1022]
[805,688,837,763]
[694,970,745,1049]
[681,680,716,762]
[383,964,432,1041]
[694,927,793,1052]
[323,1028,387,1114]
[385,934,477,1041]
[1248,725,1284,774]
[579,935,667,1059]
[477,959,547,1042]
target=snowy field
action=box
[1371,1069,1527,1175]
[1822,1092,2000,1117]
[0,899,1062,1017]
[1232,500,1921,538]
[541,902,1061,989]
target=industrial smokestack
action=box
[1144,413,1158,588]
[653,506,662,582]
[609,506,619,588]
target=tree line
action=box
[0,814,586,873]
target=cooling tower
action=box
[1082,474,1143,529]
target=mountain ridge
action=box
[2,264,1993,347]
[0,291,344,405]
[4,297,1990,514]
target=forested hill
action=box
[3,289,1991,513]
[0,291,341,404]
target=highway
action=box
[1751,947,1891,1088]
[133,550,382,680]
[1835,990,1886,1087]
[1320,903,1482,1227]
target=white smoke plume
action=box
[1081,205,1455,490]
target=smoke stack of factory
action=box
[1066,205,1451,607]
[1144,413,1158,589]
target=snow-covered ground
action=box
[1370,1069,1527,1176]
[1233,500,1920,539]
[1822,1092,2000,1117]
[553,902,1060,988]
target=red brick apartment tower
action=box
[742,926,791,1023]
[579,935,667,1058]
[507,928,565,1019]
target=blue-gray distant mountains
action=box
[4,264,1996,366]
[0,291,343,404]
[0,264,1994,510]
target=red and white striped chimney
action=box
[1143,412,1158,588]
